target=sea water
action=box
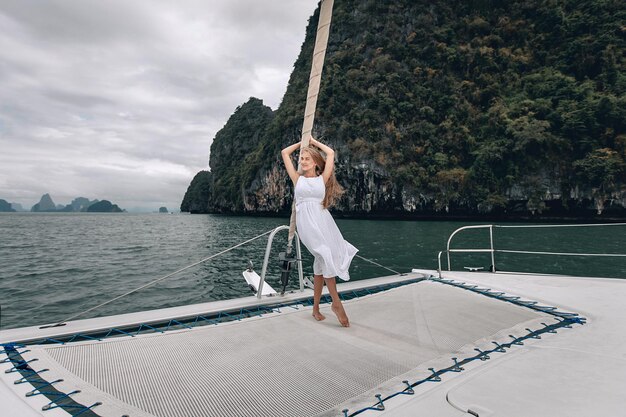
[0,212,624,330]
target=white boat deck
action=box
[1,270,624,417]
[368,269,626,417]
[0,272,423,345]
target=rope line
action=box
[58,229,274,324]
[354,254,401,275]
[288,0,335,250]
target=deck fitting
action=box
[374,394,385,410]
[474,348,490,360]
[491,341,506,353]
[427,367,442,382]
[401,380,415,394]
[450,357,464,372]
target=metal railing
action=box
[437,223,626,277]
[257,225,304,299]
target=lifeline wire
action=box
[57,229,274,325]
[57,229,400,326]
[497,249,626,257]
[355,254,401,275]
[495,223,626,228]
[494,222,626,258]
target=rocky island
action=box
[86,200,123,213]
[0,199,16,212]
[30,193,57,212]
[182,0,625,219]
[29,195,125,213]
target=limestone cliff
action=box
[31,193,57,212]
[182,0,626,219]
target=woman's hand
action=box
[281,141,302,185]
[281,141,301,156]
[308,136,335,184]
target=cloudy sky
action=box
[0,0,317,212]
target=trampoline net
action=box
[24,280,553,417]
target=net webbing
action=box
[14,280,564,417]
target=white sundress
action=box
[294,175,358,280]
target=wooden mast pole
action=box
[287,0,335,250]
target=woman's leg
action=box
[325,277,350,327]
[312,274,326,321]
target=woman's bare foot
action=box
[331,302,350,327]
[312,310,326,321]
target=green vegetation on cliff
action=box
[209,98,275,211]
[183,0,625,217]
[181,171,212,213]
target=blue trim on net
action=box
[9,278,423,347]
[0,345,101,416]
[1,277,424,416]
[5,274,581,417]
[342,275,587,416]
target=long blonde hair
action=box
[300,146,344,209]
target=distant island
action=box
[27,194,125,213]
[30,193,58,212]
[1,195,172,213]
[9,202,26,212]
[86,200,123,213]
[0,199,16,212]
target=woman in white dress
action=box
[281,137,358,327]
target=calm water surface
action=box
[0,213,624,329]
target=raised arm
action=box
[310,137,335,184]
[281,141,301,185]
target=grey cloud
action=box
[0,0,163,44]
[42,89,115,108]
[0,0,317,211]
